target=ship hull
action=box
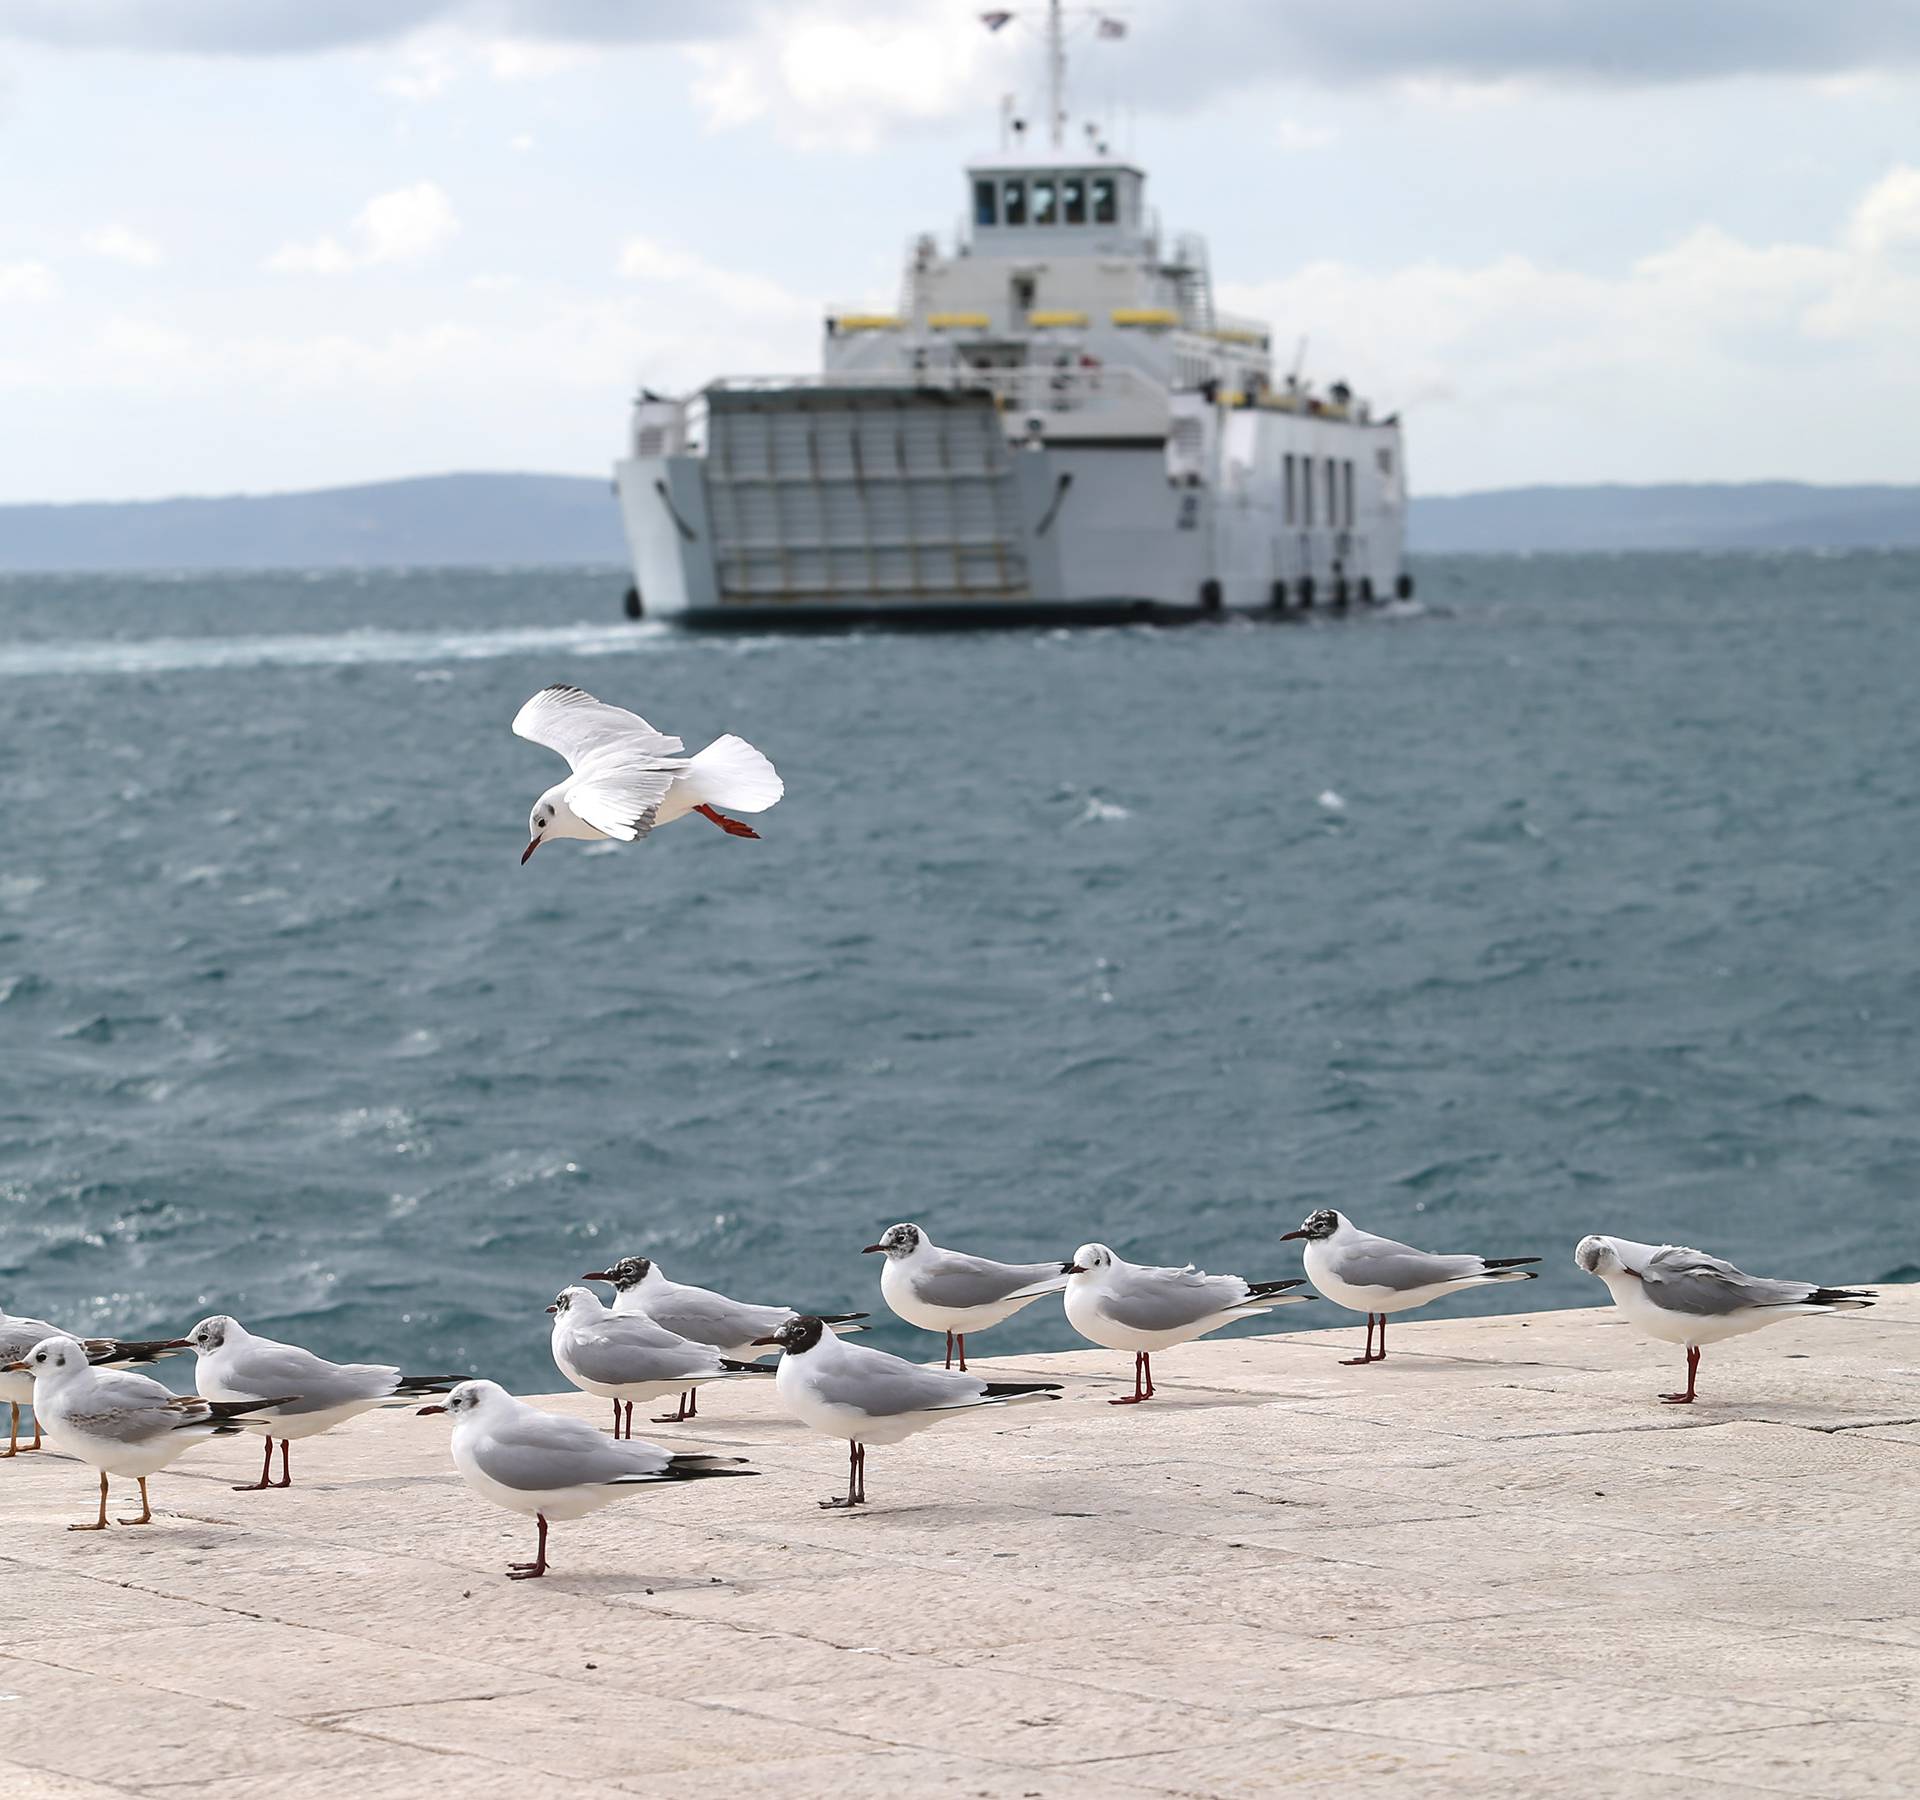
[616,383,1406,624]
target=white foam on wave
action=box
[0,619,672,680]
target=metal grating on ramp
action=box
[703,388,1030,604]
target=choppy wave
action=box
[0,619,669,679]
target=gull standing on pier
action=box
[513,684,783,862]
[756,1315,1060,1508]
[1,1306,185,1456]
[1063,1244,1310,1404]
[1576,1236,1875,1403]
[1281,1209,1539,1364]
[585,1254,869,1421]
[548,1287,769,1437]
[183,1315,458,1490]
[4,1336,289,1531]
[418,1380,754,1579]
[863,1223,1072,1369]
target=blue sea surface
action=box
[1,554,1915,1391]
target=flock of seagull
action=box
[2,686,1879,1580]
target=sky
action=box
[2,0,1919,501]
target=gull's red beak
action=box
[582,1272,613,1283]
[521,838,541,865]
[415,1403,447,1416]
[860,1243,884,1254]
[1063,1264,1087,1275]
[750,1335,782,1348]
[2,1360,28,1373]
[1278,1229,1308,1242]
[544,1304,559,1315]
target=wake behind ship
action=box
[615,5,1410,625]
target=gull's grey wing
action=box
[648,1289,789,1349]
[477,1411,675,1491]
[564,760,682,843]
[62,1370,199,1443]
[223,1342,398,1414]
[0,1316,62,1361]
[567,1320,722,1387]
[513,685,684,766]
[1329,1233,1489,1292]
[911,1251,1069,1312]
[1641,1247,1813,1316]
[1101,1265,1250,1334]
[811,1345,988,1419]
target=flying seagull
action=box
[1063,1243,1310,1403]
[1280,1209,1538,1364]
[419,1380,753,1579]
[863,1222,1071,1370]
[183,1314,457,1489]
[1575,1235,1874,1402]
[585,1254,868,1421]
[513,684,782,862]
[755,1314,1059,1509]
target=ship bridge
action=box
[821,147,1275,418]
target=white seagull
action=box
[183,1314,458,1490]
[1063,1243,1311,1404]
[755,1315,1060,1509]
[5,1335,289,1531]
[513,684,783,863]
[418,1380,753,1579]
[1575,1235,1875,1403]
[1280,1209,1539,1364]
[584,1254,869,1421]
[1,1305,186,1456]
[548,1286,769,1438]
[862,1222,1072,1370]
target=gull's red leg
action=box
[508,1513,550,1579]
[276,1439,292,1487]
[957,1334,968,1373]
[1342,1313,1378,1366]
[1661,1345,1701,1404]
[235,1435,275,1491]
[694,803,759,839]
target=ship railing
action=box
[701,365,1168,434]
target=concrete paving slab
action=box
[4,1295,1918,1797]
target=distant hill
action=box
[0,473,629,573]
[1411,482,1920,553]
[2,473,1918,573]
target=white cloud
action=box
[380,49,456,101]
[483,37,594,80]
[688,6,1008,149]
[617,235,813,322]
[509,131,534,151]
[1216,163,1920,488]
[82,223,162,266]
[1273,118,1336,151]
[268,181,460,275]
[0,258,57,300]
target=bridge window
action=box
[974,179,997,227]
[1303,456,1314,526]
[1344,459,1354,526]
[1063,176,1086,224]
[1092,176,1116,224]
[1031,178,1057,225]
[1325,459,1337,526]
[1376,446,1394,475]
[1003,178,1027,225]
[1284,453,1296,526]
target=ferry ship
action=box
[614,4,1409,624]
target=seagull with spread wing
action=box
[512,684,783,863]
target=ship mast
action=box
[1046,0,1065,147]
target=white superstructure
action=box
[615,6,1409,624]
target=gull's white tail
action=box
[685,736,784,814]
